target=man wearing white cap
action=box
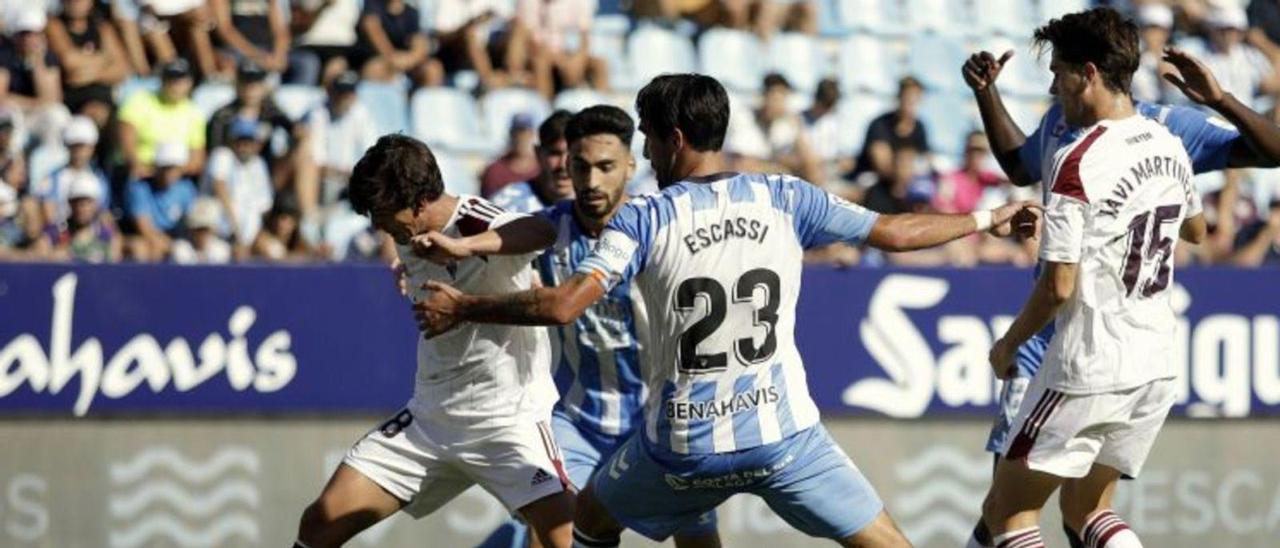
[126,141,198,261]
[34,170,120,263]
[1201,5,1280,105]
[33,116,111,227]
[1131,4,1179,104]
[0,8,72,146]
[171,197,233,264]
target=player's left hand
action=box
[411,231,473,265]
[1163,46,1226,106]
[413,280,466,338]
[989,338,1018,380]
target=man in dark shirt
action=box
[353,0,440,86]
[852,76,929,185]
[207,61,296,150]
[0,10,62,109]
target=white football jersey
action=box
[400,196,557,426]
[578,173,879,454]
[1039,115,1201,394]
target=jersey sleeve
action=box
[1018,104,1059,183]
[576,200,648,291]
[1039,147,1091,264]
[1160,105,1240,173]
[789,179,879,248]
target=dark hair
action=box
[762,72,792,91]
[565,105,635,147]
[348,134,444,216]
[897,76,923,95]
[814,78,840,107]
[1033,7,1140,94]
[635,74,729,152]
[539,110,573,147]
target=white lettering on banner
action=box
[3,474,49,542]
[843,274,1280,417]
[0,273,297,415]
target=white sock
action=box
[993,526,1045,548]
[1083,509,1143,548]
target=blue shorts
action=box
[551,411,718,537]
[591,424,882,541]
[984,328,1051,452]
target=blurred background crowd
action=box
[0,0,1278,267]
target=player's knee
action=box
[297,496,374,547]
[573,485,621,538]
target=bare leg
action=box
[518,490,576,548]
[837,510,912,548]
[296,463,403,548]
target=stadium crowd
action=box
[0,0,1278,266]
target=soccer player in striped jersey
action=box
[294,135,574,548]
[411,74,1031,548]
[491,110,577,214]
[963,7,1280,548]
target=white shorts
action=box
[1000,375,1176,479]
[343,407,570,518]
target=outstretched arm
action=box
[964,50,1033,185]
[1163,47,1280,168]
[413,273,605,337]
[866,201,1036,252]
[411,215,556,262]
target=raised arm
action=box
[409,214,555,263]
[415,272,605,337]
[1163,47,1280,168]
[964,50,1033,185]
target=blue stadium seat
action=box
[906,0,974,36]
[410,87,491,154]
[835,93,894,158]
[273,84,326,121]
[1038,0,1090,22]
[766,33,827,94]
[1004,96,1049,133]
[815,0,850,37]
[27,144,68,189]
[480,88,551,148]
[627,24,697,86]
[982,37,1051,98]
[907,34,968,94]
[116,76,159,105]
[698,28,766,93]
[837,34,899,95]
[356,81,409,136]
[918,93,979,157]
[192,82,235,119]
[837,0,906,36]
[976,0,1035,37]
[552,88,608,113]
[591,15,633,90]
[435,152,480,196]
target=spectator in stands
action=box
[354,0,442,87]
[0,179,29,258]
[755,73,821,183]
[118,58,206,178]
[932,131,1004,215]
[126,142,198,262]
[172,196,233,264]
[1247,0,1280,65]
[33,172,121,263]
[432,0,521,90]
[32,116,111,228]
[631,0,736,30]
[1233,200,1280,265]
[802,78,851,186]
[480,113,540,197]
[252,195,324,261]
[743,0,817,40]
[106,0,153,76]
[853,76,929,186]
[206,118,274,258]
[46,0,132,130]
[303,70,379,216]
[1200,6,1279,106]
[207,61,296,151]
[0,112,26,199]
[0,9,72,146]
[138,0,223,80]
[490,109,574,212]
[861,144,930,216]
[291,0,362,86]
[516,0,609,98]
[211,0,320,85]
[1131,3,1177,104]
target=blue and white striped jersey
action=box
[536,201,648,439]
[490,181,550,214]
[577,173,879,454]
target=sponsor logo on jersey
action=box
[662,453,795,490]
[665,386,780,420]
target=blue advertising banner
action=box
[1,264,1277,417]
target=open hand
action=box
[963,50,1014,93]
[412,280,466,339]
[990,200,1042,235]
[411,231,472,265]
[1163,47,1226,106]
